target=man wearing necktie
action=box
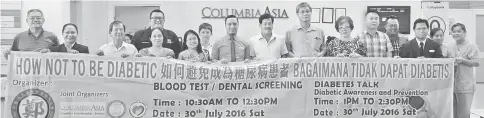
[399,18,443,58]
[211,15,252,64]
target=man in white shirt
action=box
[249,13,288,60]
[97,21,138,58]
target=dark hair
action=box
[335,16,354,32]
[125,34,133,40]
[149,9,165,18]
[365,10,380,17]
[151,28,164,37]
[150,28,166,44]
[182,30,203,54]
[413,18,429,30]
[27,9,44,16]
[259,13,274,24]
[225,15,238,24]
[198,23,213,33]
[62,23,78,33]
[430,28,443,38]
[109,20,126,33]
[296,2,312,13]
[451,23,467,33]
[385,15,398,23]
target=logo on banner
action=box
[11,89,55,118]
[202,6,289,19]
[428,16,446,33]
[106,100,126,118]
[129,101,147,118]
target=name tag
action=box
[141,41,150,44]
[166,39,173,44]
[429,50,435,52]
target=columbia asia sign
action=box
[202,6,289,19]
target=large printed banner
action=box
[4,52,454,118]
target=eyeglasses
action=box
[415,27,428,31]
[387,24,398,28]
[298,10,311,14]
[29,17,43,20]
[452,30,464,33]
[150,17,164,21]
[339,26,351,29]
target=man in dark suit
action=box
[399,18,443,58]
[131,9,181,58]
[50,43,89,54]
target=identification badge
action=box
[429,50,435,52]
[167,39,173,44]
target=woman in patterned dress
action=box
[327,16,366,57]
[178,30,207,62]
[137,28,175,58]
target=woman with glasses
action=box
[327,16,366,57]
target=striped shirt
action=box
[10,29,59,51]
[358,30,393,57]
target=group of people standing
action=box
[2,2,480,118]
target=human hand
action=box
[244,59,251,63]
[349,53,362,58]
[121,53,130,58]
[70,50,79,54]
[3,50,11,60]
[135,53,143,57]
[96,50,104,56]
[220,58,228,64]
[39,48,50,53]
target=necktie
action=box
[203,49,210,61]
[419,42,424,57]
[230,37,236,62]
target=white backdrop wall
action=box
[100,1,421,45]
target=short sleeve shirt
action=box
[10,29,59,51]
[285,25,325,57]
[178,50,207,62]
[446,41,480,93]
[358,31,393,57]
[99,42,138,57]
[249,34,288,60]
[139,47,174,57]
